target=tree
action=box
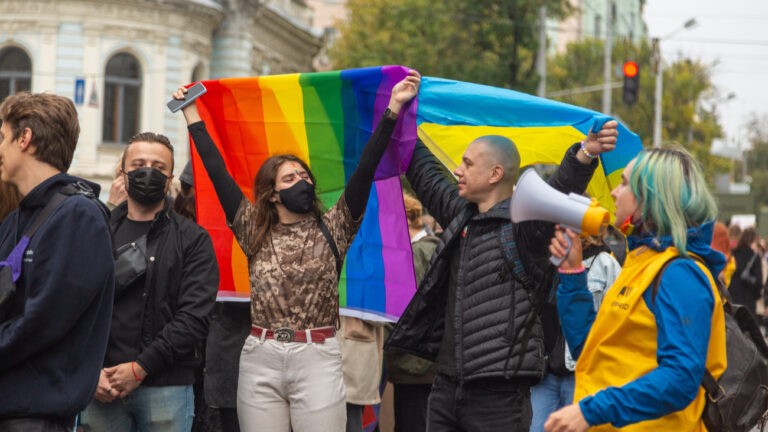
[745,114,768,208]
[547,38,730,180]
[328,0,572,92]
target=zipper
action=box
[456,223,469,383]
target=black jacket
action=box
[386,141,597,382]
[108,200,219,386]
[728,246,764,308]
[0,174,114,418]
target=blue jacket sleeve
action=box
[578,260,714,427]
[0,198,114,370]
[557,271,595,360]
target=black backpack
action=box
[653,256,768,432]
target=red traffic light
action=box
[623,61,639,78]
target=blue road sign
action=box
[74,78,85,105]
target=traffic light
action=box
[622,61,639,105]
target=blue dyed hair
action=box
[629,146,717,255]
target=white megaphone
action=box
[509,169,609,265]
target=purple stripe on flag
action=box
[377,176,417,317]
[374,66,418,178]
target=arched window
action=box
[0,47,32,102]
[103,53,141,144]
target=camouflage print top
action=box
[231,194,361,329]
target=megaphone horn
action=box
[509,169,609,266]
[509,169,609,236]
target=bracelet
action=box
[131,362,143,382]
[580,140,598,159]
[558,265,586,274]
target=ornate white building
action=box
[0,0,321,193]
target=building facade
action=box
[550,0,647,53]
[0,0,321,193]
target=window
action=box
[0,47,32,102]
[594,14,602,38]
[103,53,141,144]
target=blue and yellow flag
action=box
[417,76,643,216]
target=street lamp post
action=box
[652,18,698,148]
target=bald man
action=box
[386,124,618,432]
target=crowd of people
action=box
[0,73,766,432]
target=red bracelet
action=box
[131,362,143,382]
[558,265,586,274]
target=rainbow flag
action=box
[191,66,418,322]
[190,66,642,322]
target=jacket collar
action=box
[110,197,172,234]
[627,221,725,277]
[19,173,100,209]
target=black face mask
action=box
[126,167,168,205]
[277,180,315,214]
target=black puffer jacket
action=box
[386,141,597,382]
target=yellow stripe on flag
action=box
[417,123,617,219]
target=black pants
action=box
[0,417,71,432]
[426,373,532,432]
[219,407,240,432]
[346,403,364,432]
[394,383,431,432]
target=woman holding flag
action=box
[171,69,419,432]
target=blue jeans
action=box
[529,373,575,432]
[80,385,194,432]
[426,373,532,432]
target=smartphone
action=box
[167,82,207,113]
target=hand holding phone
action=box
[167,82,207,113]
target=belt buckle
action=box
[274,327,295,342]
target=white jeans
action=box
[237,334,346,432]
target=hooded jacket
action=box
[0,174,114,419]
[558,222,727,429]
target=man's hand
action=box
[544,403,590,432]
[93,369,118,403]
[105,362,147,398]
[584,120,618,157]
[388,69,421,115]
[108,174,127,208]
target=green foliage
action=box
[328,0,572,92]
[746,115,768,208]
[547,38,730,181]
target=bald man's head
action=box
[471,135,521,185]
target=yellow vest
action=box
[574,247,727,431]
[722,255,736,288]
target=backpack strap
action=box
[22,192,70,238]
[317,217,341,282]
[500,222,532,290]
[650,254,728,406]
[61,182,111,226]
[500,222,543,376]
[650,256,684,304]
[3,187,76,285]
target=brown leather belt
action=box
[250,326,336,343]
